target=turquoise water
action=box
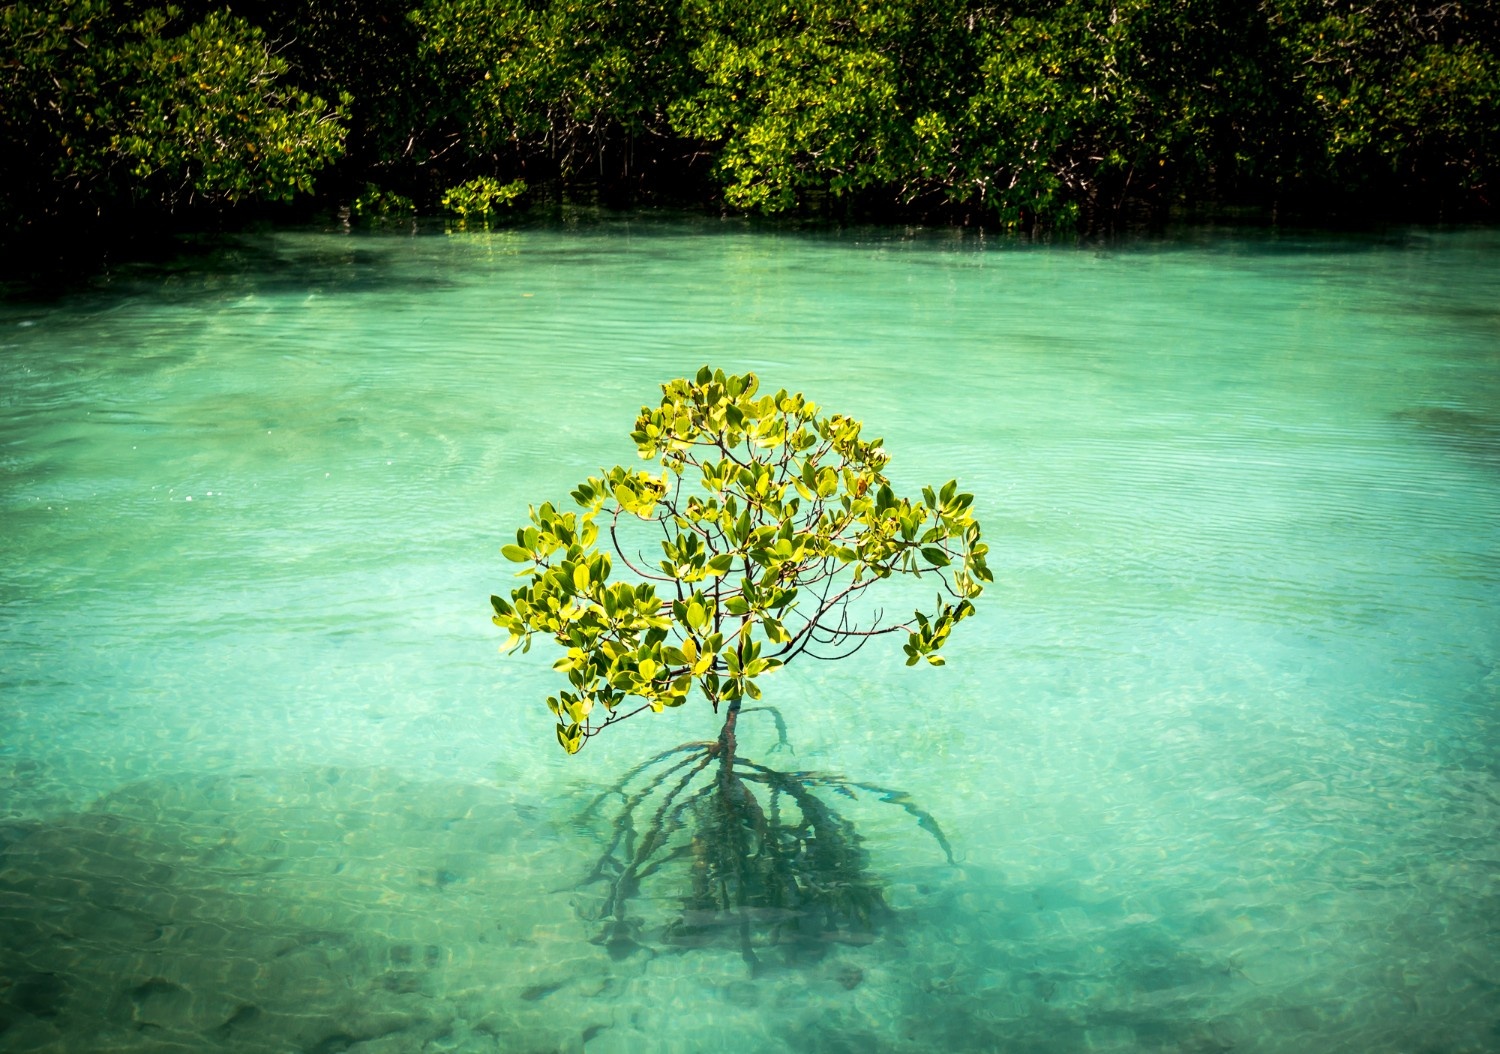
[2,219,1497,1052]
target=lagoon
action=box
[2,218,1497,1052]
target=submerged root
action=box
[576,726,952,966]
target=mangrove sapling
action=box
[491,367,989,960]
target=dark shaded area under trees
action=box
[3,0,1497,256]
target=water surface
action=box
[2,219,1498,1052]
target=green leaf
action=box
[501,544,531,562]
[920,546,951,567]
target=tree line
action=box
[3,0,1497,242]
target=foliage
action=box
[667,0,919,213]
[1270,0,1500,207]
[115,8,349,203]
[404,0,1497,225]
[491,368,990,755]
[0,0,346,231]
[6,0,1497,242]
[351,183,417,218]
[440,176,527,217]
[411,0,690,184]
[906,0,1303,227]
[194,0,440,193]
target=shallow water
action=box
[2,218,1497,1053]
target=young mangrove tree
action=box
[491,367,990,961]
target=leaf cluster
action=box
[401,0,1500,226]
[7,0,1496,242]
[491,368,990,754]
[0,0,347,228]
[440,175,528,217]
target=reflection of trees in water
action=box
[578,708,953,969]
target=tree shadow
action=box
[575,709,953,971]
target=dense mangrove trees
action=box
[4,0,1497,241]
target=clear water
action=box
[2,218,1497,1053]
